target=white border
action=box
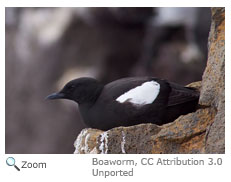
[1,0,228,7]
[1,1,229,182]
[225,6,230,155]
[1,3,5,156]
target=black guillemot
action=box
[46,77,199,130]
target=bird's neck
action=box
[78,84,104,107]
[78,84,103,126]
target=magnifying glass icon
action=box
[6,157,20,171]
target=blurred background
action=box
[5,7,211,154]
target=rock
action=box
[200,8,225,153]
[151,107,216,154]
[73,8,225,154]
[74,128,102,154]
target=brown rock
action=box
[74,128,102,154]
[73,8,225,154]
[201,8,225,153]
[151,107,216,154]
[98,124,161,154]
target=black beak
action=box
[45,92,65,100]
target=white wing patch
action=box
[116,81,160,106]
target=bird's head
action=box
[46,77,103,105]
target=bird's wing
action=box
[167,82,200,107]
[104,77,153,99]
[102,77,171,108]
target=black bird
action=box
[46,77,199,130]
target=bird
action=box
[46,77,200,130]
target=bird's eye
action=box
[67,85,75,90]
